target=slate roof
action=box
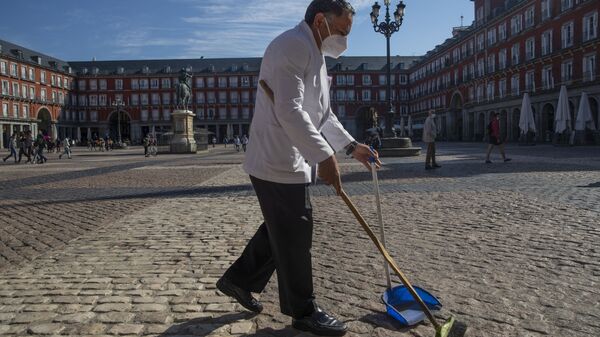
[0,38,73,74]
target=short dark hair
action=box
[305,0,356,25]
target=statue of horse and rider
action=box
[175,68,192,111]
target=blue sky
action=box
[2,0,474,61]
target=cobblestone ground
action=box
[0,143,598,337]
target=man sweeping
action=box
[216,1,380,335]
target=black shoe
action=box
[216,277,263,314]
[504,158,512,162]
[425,165,433,170]
[292,307,347,336]
[433,164,442,168]
[485,160,492,164]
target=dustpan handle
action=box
[340,189,441,331]
[371,161,392,291]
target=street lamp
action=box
[371,0,405,138]
[111,99,125,146]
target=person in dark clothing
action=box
[485,112,511,164]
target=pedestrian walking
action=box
[217,2,380,336]
[485,112,511,164]
[241,135,249,152]
[423,110,441,170]
[2,134,18,163]
[211,136,217,147]
[223,136,229,148]
[58,137,72,159]
[234,136,241,152]
[18,132,32,163]
[143,135,149,157]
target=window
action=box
[64,78,69,89]
[207,91,216,103]
[196,77,205,88]
[511,75,520,96]
[242,107,250,119]
[163,92,171,104]
[162,78,171,89]
[241,76,250,87]
[487,81,495,100]
[525,71,535,92]
[163,109,171,121]
[1,80,8,95]
[207,77,215,87]
[97,79,106,90]
[499,22,507,41]
[229,77,238,88]
[488,54,496,73]
[526,37,535,60]
[487,28,497,45]
[241,91,250,103]
[152,109,159,121]
[2,103,7,117]
[152,93,160,105]
[20,66,27,79]
[511,14,523,35]
[362,75,371,85]
[79,95,87,106]
[583,12,598,42]
[499,79,507,98]
[336,90,345,101]
[29,86,35,100]
[140,79,148,89]
[477,33,485,51]
[40,71,46,84]
[362,90,371,101]
[131,79,139,90]
[337,105,346,118]
[116,79,123,90]
[561,0,573,12]
[583,54,596,82]
[561,60,573,83]
[399,75,408,84]
[28,68,34,81]
[89,79,97,90]
[10,63,17,77]
[499,49,507,69]
[218,77,227,88]
[476,85,484,102]
[542,65,554,89]
[336,75,346,85]
[346,75,355,85]
[131,94,139,105]
[41,88,46,102]
[219,91,227,104]
[12,83,19,97]
[21,85,27,98]
[542,30,553,55]
[0,61,6,75]
[525,6,535,28]
[562,22,574,48]
[218,107,227,119]
[150,78,159,89]
[89,95,97,106]
[511,43,520,65]
[477,59,485,77]
[346,89,355,101]
[90,111,98,122]
[541,0,552,20]
[141,110,148,121]
[13,104,18,118]
[141,93,149,105]
[379,74,386,85]
[51,74,56,86]
[208,108,215,119]
[230,92,239,103]
[196,108,205,119]
[22,105,28,119]
[379,90,386,101]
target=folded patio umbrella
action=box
[519,93,536,135]
[555,85,571,134]
[575,92,596,131]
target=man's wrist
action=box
[345,141,359,156]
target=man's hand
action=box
[351,143,381,171]
[318,155,342,195]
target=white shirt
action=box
[243,21,355,184]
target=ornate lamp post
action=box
[111,99,125,146]
[370,0,405,138]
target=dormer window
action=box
[93,67,99,75]
[32,56,42,65]
[231,64,238,72]
[117,67,125,74]
[165,66,171,73]
[142,66,150,74]
[49,61,57,68]
[82,68,88,75]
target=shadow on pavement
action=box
[158,312,257,336]
[579,181,600,188]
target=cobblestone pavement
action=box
[0,143,598,337]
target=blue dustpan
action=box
[382,285,442,326]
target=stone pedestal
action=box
[170,110,197,153]
[378,137,421,157]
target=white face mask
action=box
[318,18,348,59]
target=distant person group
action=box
[219,135,249,152]
[2,130,74,164]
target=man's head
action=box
[494,112,500,120]
[305,0,355,58]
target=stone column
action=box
[51,123,57,140]
[87,127,91,140]
[76,127,82,142]
[0,124,4,149]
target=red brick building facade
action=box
[410,0,599,142]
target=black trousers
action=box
[223,175,315,319]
